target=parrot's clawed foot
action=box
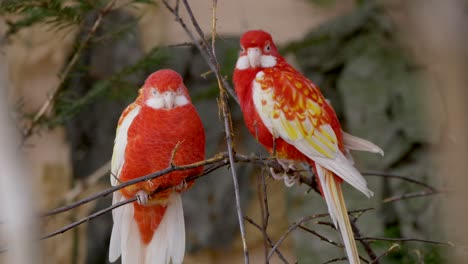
[146,180,155,188]
[270,159,298,187]
[269,167,297,188]
[136,190,150,206]
[284,174,297,187]
[277,159,298,172]
[174,180,187,192]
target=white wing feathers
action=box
[110,106,141,186]
[109,105,141,263]
[343,131,384,156]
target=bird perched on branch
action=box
[233,30,383,264]
[108,69,206,264]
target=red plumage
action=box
[109,69,205,264]
[233,30,383,264]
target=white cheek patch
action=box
[260,55,277,68]
[174,95,189,106]
[146,94,189,109]
[236,55,250,70]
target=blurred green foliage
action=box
[0,0,96,35]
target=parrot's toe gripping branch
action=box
[269,168,297,188]
[277,159,298,171]
[136,190,150,206]
[271,159,297,188]
[270,159,299,187]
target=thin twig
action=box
[298,225,343,248]
[350,219,378,263]
[267,214,327,262]
[169,140,185,166]
[42,153,227,217]
[363,171,436,191]
[22,0,116,140]
[0,167,223,254]
[257,171,271,263]
[356,236,455,246]
[41,196,135,240]
[64,160,111,203]
[383,190,440,203]
[298,225,370,263]
[161,0,239,104]
[206,0,249,262]
[363,171,442,203]
[40,153,304,218]
[244,216,289,264]
[267,208,375,261]
[322,257,348,264]
[166,41,194,48]
[369,244,400,264]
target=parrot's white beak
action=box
[163,91,176,109]
[247,48,261,68]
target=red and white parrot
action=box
[233,30,383,264]
[108,69,206,264]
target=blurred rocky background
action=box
[0,0,467,263]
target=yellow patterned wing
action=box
[252,66,373,196]
[252,68,340,159]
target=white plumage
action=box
[109,192,185,264]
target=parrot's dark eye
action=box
[177,88,182,94]
[240,46,245,53]
[264,43,271,52]
[151,88,157,95]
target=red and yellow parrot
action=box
[233,30,383,264]
[108,69,206,264]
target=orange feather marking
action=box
[133,203,167,244]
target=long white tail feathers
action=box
[109,192,185,264]
[316,165,360,264]
[145,192,185,264]
[342,131,384,156]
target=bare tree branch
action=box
[40,152,313,218]
[161,0,251,261]
[383,190,440,203]
[205,0,249,261]
[42,153,227,217]
[350,219,378,263]
[244,216,289,264]
[356,236,455,246]
[363,171,436,191]
[363,171,443,203]
[63,161,110,204]
[369,244,400,264]
[257,170,272,262]
[160,0,239,104]
[266,208,373,261]
[298,225,343,248]
[322,256,348,264]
